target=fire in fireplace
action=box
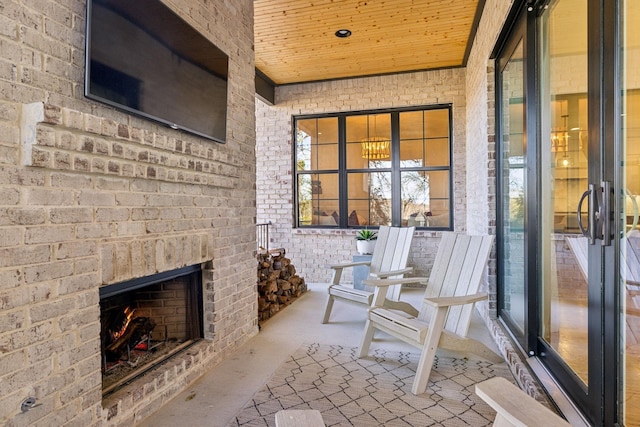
[99,265,203,396]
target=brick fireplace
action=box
[0,97,259,425]
[1,1,257,423]
[100,265,203,396]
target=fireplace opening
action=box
[99,265,203,396]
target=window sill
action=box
[293,227,445,238]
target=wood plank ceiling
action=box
[254,0,484,85]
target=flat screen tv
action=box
[85,0,228,143]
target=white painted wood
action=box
[275,409,325,427]
[358,232,499,394]
[322,226,415,323]
[475,377,571,427]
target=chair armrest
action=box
[371,267,414,279]
[424,292,487,308]
[362,277,428,287]
[328,260,371,271]
[475,377,571,426]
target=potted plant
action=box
[355,229,377,255]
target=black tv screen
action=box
[85,0,228,143]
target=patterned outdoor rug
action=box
[228,343,514,427]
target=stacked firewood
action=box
[257,248,307,322]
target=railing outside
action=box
[256,222,271,252]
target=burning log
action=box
[106,316,156,360]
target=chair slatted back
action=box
[368,226,415,279]
[418,232,494,337]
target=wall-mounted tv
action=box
[85,0,228,143]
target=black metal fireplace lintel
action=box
[99,264,202,299]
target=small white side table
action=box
[352,254,373,291]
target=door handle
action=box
[577,182,613,246]
[599,181,612,246]
[577,184,597,244]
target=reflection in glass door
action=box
[498,31,526,338]
[620,1,640,424]
[539,0,590,386]
[498,0,639,423]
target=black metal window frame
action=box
[293,104,454,229]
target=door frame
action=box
[494,0,622,424]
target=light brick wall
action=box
[256,70,467,281]
[464,0,515,318]
[463,0,549,403]
[0,0,256,425]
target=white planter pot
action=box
[356,240,376,255]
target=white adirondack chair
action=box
[475,377,570,427]
[321,226,415,324]
[358,232,502,395]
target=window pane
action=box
[400,110,450,168]
[540,0,589,385]
[347,113,391,169]
[296,118,339,171]
[401,170,450,227]
[402,170,430,225]
[297,173,339,226]
[294,106,451,229]
[424,109,450,138]
[400,139,424,167]
[425,138,450,167]
[499,35,526,339]
[400,111,424,140]
[296,119,314,171]
[347,172,392,226]
[400,110,425,167]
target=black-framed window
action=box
[294,105,453,229]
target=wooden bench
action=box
[475,377,570,427]
[275,410,325,427]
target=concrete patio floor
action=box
[136,282,503,426]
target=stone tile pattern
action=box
[0,0,257,425]
[229,343,515,427]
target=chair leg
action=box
[321,294,335,324]
[411,306,448,395]
[358,318,375,358]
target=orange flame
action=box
[112,307,135,340]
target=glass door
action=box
[539,0,636,423]
[498,0,638,424]
[537,0,597,418]
[620,1,640,424]
[497,15,527,347]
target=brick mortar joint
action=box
[20,102,244,186]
